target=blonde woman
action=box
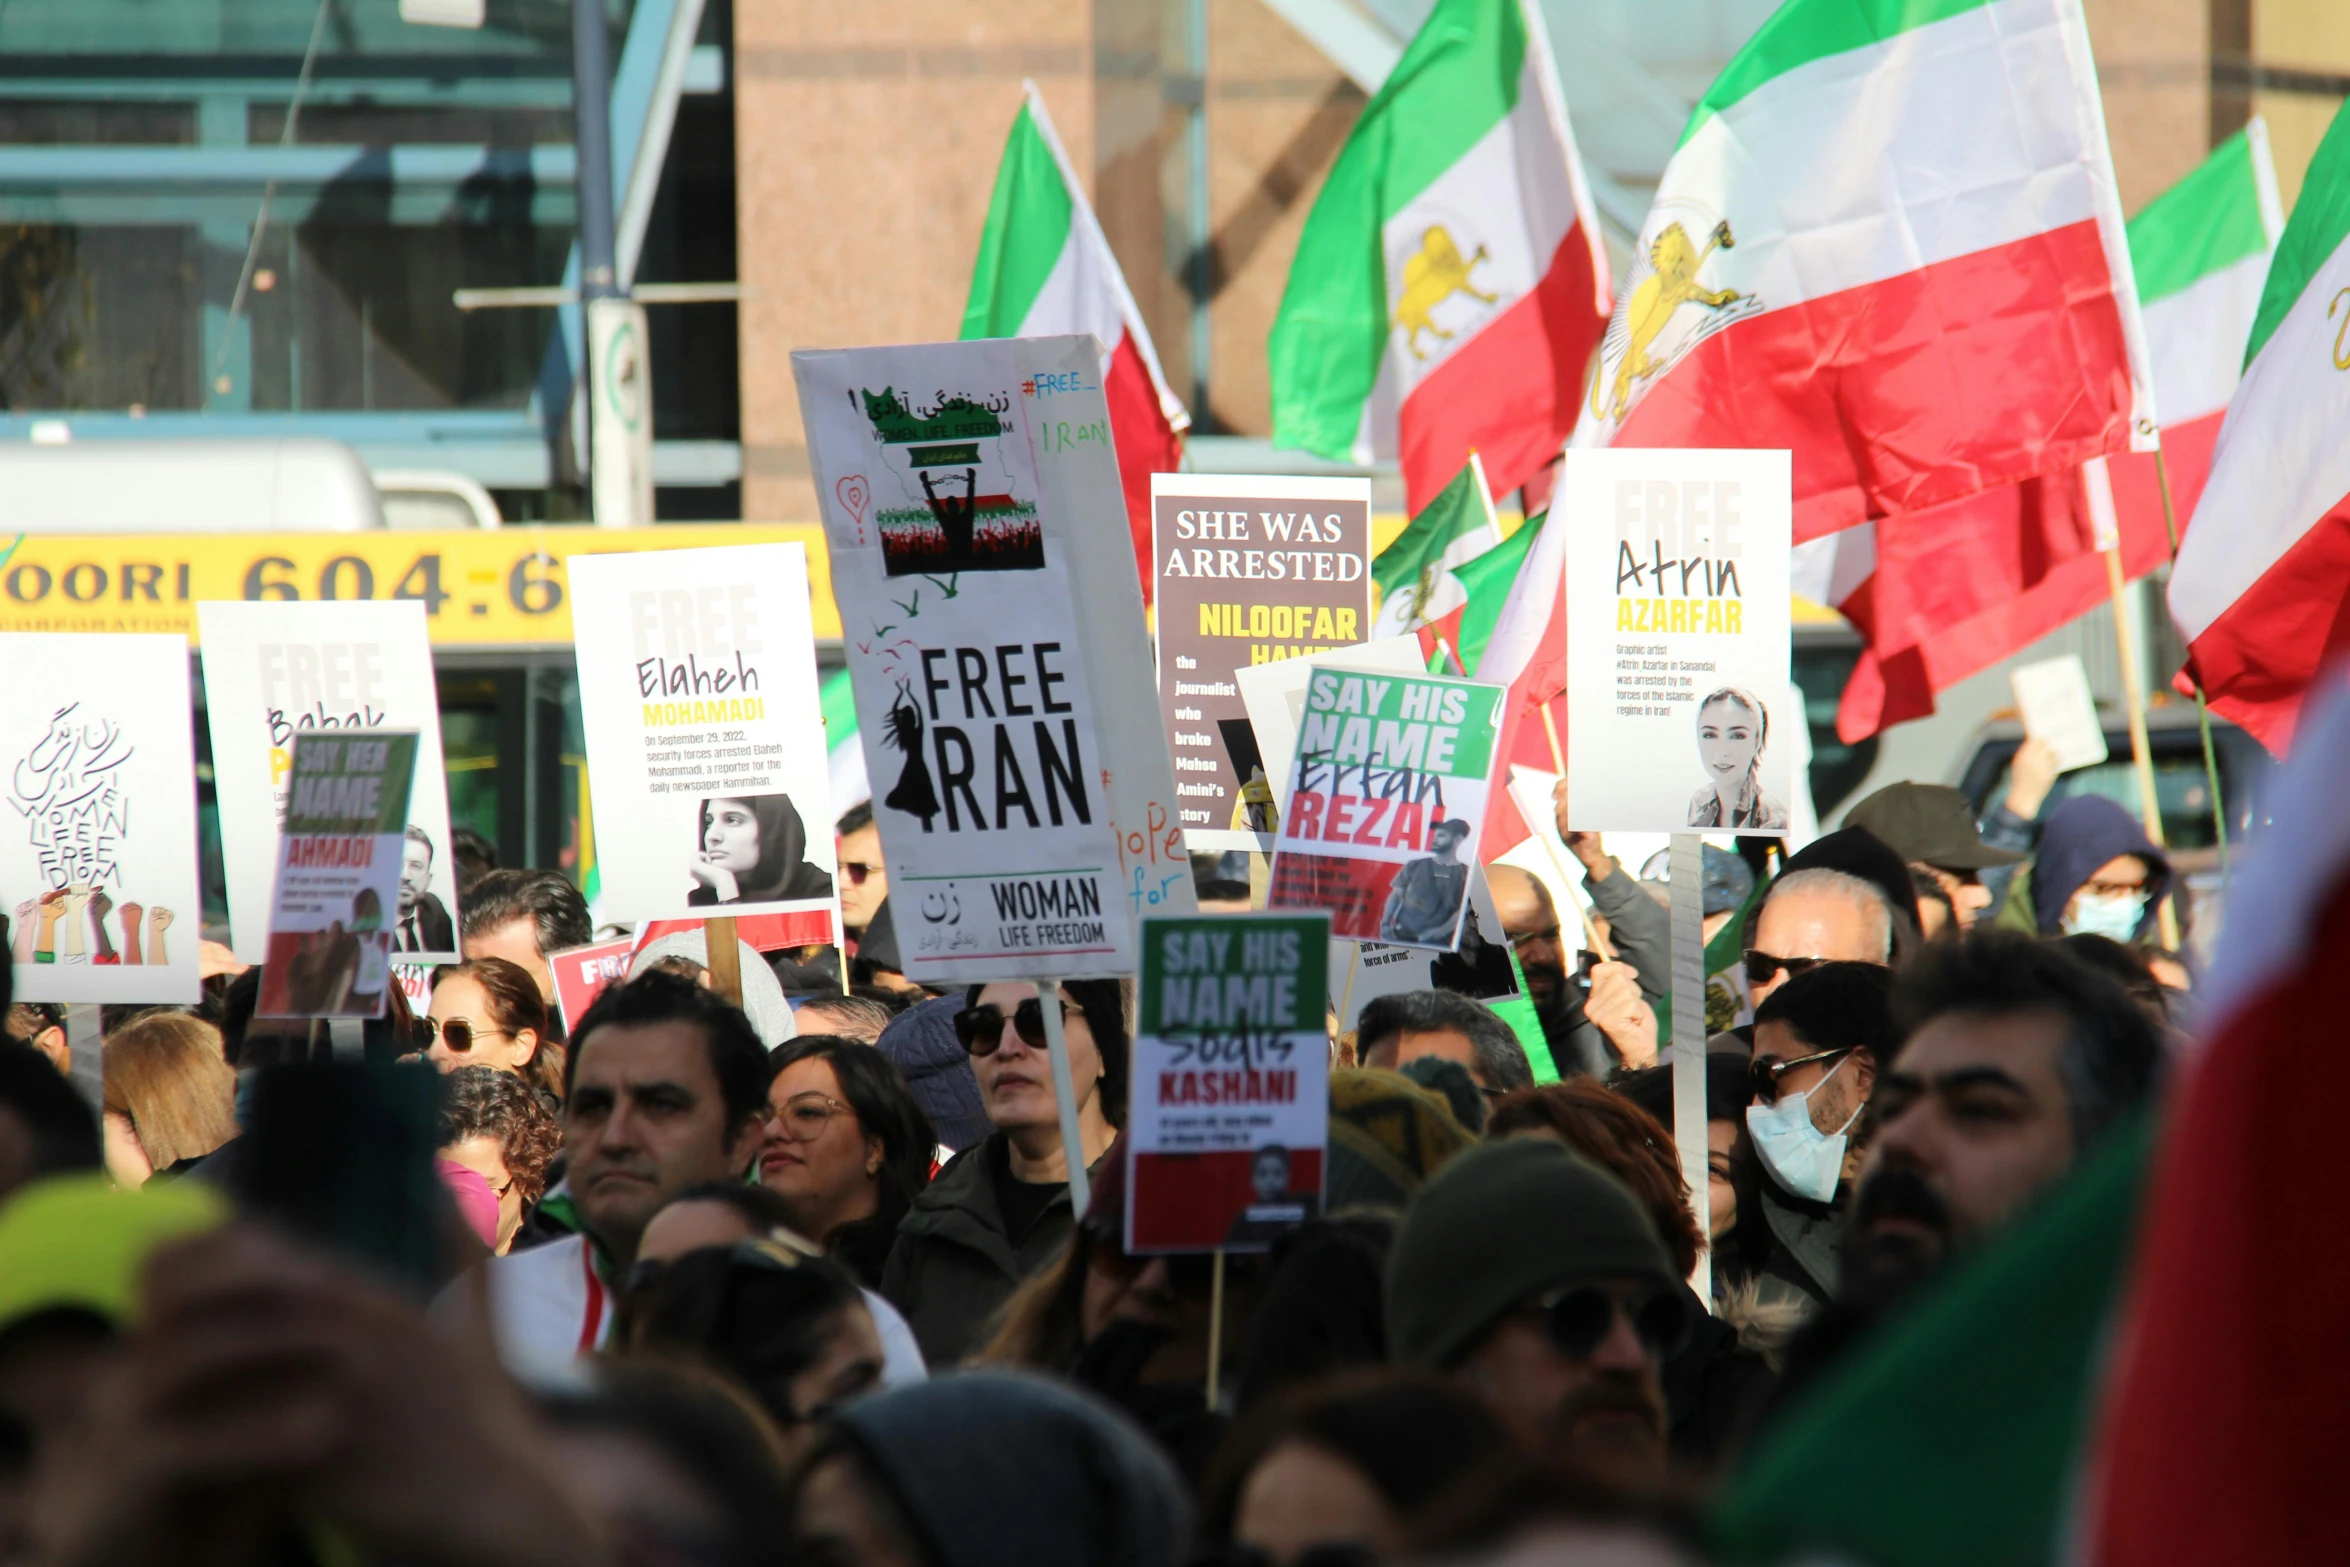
[102,1012,238,1187]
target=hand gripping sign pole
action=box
[1037,977,1092,1219]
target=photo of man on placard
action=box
[394,825,454,953]
[1379,816,1472,946]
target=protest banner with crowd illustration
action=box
[0,634,203,1004]
[255,729,417,1020]
[1563,448,1795,835]
[1151,474,1372,852]
[1126,911,1330,1252]
[569,542,840,943]
[1267,667,1504,951]
[198,601,463,963]
[794,334,1191,982]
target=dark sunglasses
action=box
[840,861,880,887]
[1750,1044,1855,1104]
[1534,1284,1694,1360]
[953,998,1084,1057]
[418,1016,512,1055]
[1744,950,1826,986]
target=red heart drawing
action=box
[837,474,870,527]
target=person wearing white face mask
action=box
[1741,962,1898,1317]
[2019,795,2174,944]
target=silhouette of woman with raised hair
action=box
[883,681,941,831]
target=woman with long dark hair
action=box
[688,793,834,905]
[759,1034,936,1286]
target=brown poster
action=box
[1152,475,1373,850]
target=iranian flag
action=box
[963,85,1188,598]
[1581,0,2157,544]
[1468,507,1567,859]
[1806,123,2284,740]
[1268,0,1610,514]
[1369,453,1502,639]
[2169,98,2350,751]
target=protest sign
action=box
[1,634,202,1004]
[1267,667,1504,952]
[1235,636,1428,836]
[569,543,838,942]
[1152,474,1371,851]
[2011,654,2110,773]
[1328,870,1520,1030]
[548,936,638,1037]
[198,601,461,964]
[257,731,417,1019]
[1562,449,1794,835]
[1127,912,1329,1252]
[793,335,1191,983]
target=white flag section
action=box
[1564,450,1794,835]
[794,334,1193,983]
[199,601,462,965]
[3,635,203,1004]
[570,543,839,942]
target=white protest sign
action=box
[569,543,838,942]
[793,335,1192,982]
[1235,635,1431,828]
[198,601,461,963]
[1,635,202,1003]
[1564,449,1794,835]
[2010,654,2110,773]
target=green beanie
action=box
[1384,1138,1677,1370]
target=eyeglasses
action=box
[1532,1284,1693,1360]
[953,998,1085,1057]
[420,1017,513,1055]
[840,861,881,887]
[1750,1045,1855,1104]
[768,1091,855,1141]
[1745,950,1827,986]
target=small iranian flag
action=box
[820,667,868,813]
[1369,453,1502,639]
[2169,98,2350,751]
[1582,0,2156,543]
[1268,0,1609,514]
[963,86,1188,597]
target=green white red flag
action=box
[1579,0,2156,544]
[1808,122,2283,739]
[1267,0,1609,514]
[963,85,1188,598]
[1369,453,1501,640]
[2168,98,2350,750]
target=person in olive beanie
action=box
[1385,1138,1688,1488]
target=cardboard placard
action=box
[1267,668,1504,952]
[1,634,203,1003]
[2010,654,2110,773]
[257,730,417,1019]
[1127,912,1329,1252]
[793,335,1192,982]
[548,936,638,1037]
[198,601,462,963]
[1564,449,1794,835]
[1328,869,1520,1030]
[568,542,839,943]
[1151,474,1371,852]
[1234,635,1432,831]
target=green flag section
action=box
[1583,0,2152,544]
[1711,1113,2152,1566]
[821,666,871,811]
[1370,453,1501,639]
[1268,0,1607,514]
[1428,509,1544,676]
[2169,98,2350,751]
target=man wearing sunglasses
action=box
[1745,866,1896,1009]
[1386,1139,1686,1488]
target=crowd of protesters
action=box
[0,761,2189,1567]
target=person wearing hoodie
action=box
[2002,794,2175,943]
[879,980,1126,1367]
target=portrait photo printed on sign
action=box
[1266,667,1504,953]
[1562,448,1794,837]
[1,634,203,1005]
[795,336,1170,982]
[568,543,838,943]
[198,601,463,965]
[1151,474,1372,854]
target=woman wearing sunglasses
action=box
[879,978,1128,1369]
[422,956,564,1108]
[760,1034,938,1288]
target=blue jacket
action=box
[2029,795,2172,939]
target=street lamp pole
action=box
[572,0,651,526]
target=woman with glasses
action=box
[759,1034,937,1287]
[880,978,1129,1368]
[422,956,563,1108]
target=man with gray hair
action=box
[1745,865,1896,1009]
[1357,989,1535,1096]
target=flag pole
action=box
[2152,446,2232,880]
[2101,544,2180,949]
[1536,701,1615,960]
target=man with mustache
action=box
[454,969,772,1380]
[1845,929,2162,1309]
[1385,1139,1688,1488]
